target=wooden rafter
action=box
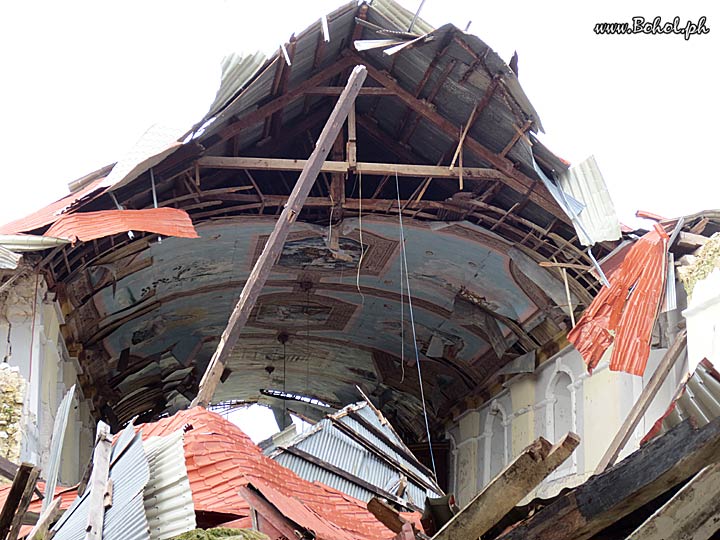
[198,156,507,180]
[266,38,297,139]
[211,55,357,147]
[350,54,569,222]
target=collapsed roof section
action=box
[264,400,443,510]
[0,0,625,441]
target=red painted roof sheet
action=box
[0,408,401,540]
[0,174,108,235]
[44,208,199,243]
[137,407,399,540]
[568,224,669,376]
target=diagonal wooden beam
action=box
[268,38,297,139]
[434,433,579,540]
[449,74,501,169]
[627,461,720,540]
[497,417,720,540]
[192,65,368,407]
[351,54,569,223]
[211,55,357,147]
[0,464,37,540]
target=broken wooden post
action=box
[367,497,411,534]
[7,465,40,540]
[497,417,720,540]
[27,497,62,540]
[192,64,367,407]
[627,461,720,540]
[595,329,687,473]
[0,463,40,540]
[85,421,112,540]
[433,432,580,540]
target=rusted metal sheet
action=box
[45,208,199,243]
[0,169,110,235]
[568,224,669,376]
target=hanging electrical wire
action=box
[395,172,437,477]
[356,171,366,304]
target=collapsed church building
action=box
[1,1,720,539]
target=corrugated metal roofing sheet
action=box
[557,155,621,246]
[0,170,110,235]
[101,124,186,192]
[267,401,441,508]
[0,245,21,270]
[44,208,199,242]
[41,385,76,513]
[143,431,196,540]
[642,359,720,444]
[53,425,151,540]
[568,224,670,376]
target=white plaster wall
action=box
[0,274,94,484]
[683,268,720,373]
[447,342,687,504]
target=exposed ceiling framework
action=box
[2,0,619,442]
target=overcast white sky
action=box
[1,0,718,229]
[2,0,717,438]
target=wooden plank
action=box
[367,497,411,534]
[7,465,40,540]
[85,421,112,540]
[595,329,687,473]
[191,65,368,407]
[351,55,570,223]
[433,433,579,540]
[497,417,720,540]
[26,496,62,540]
[676,231,709,250]
[329,417,440,493]
[304,86,394,95]
[627,461,720,540]
[198,156,507,180]
[0,463,35,539]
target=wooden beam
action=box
[367,497,412,534]
[7,465,40,540]
[595,330,687,473]
[433,433,579,540]
[26,497,63,540]
[497,417,720,540]
[212,55,356,146]
[198,156,507,180]
[268,38,297,139]
[351,55,569,223]
[85,421,112,540]
[449,74,501,170]
[191,66,368,407]
[0,463,37,540]
[500,119,534,157]
[303,86,394,95]
[627,461,720,540]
